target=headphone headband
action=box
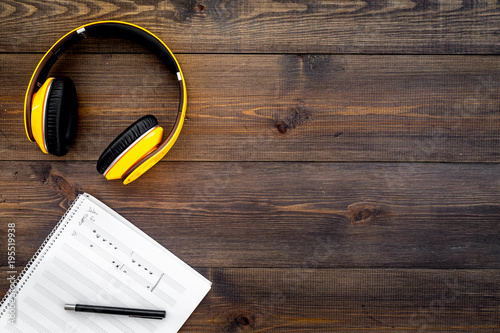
[24,21,187,184]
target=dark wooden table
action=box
[1,1,499,332]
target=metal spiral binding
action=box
[0,193,88,319]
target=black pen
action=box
[65,304,166,320]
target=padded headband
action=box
[24,21,187,184]
[35,23,179,85]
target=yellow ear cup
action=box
[104,126,164,180]
[122,147,167,185]
[30,77,54,154]
[97,115,164,180]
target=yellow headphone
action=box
[24,21,187,184]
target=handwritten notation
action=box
[87,206,98,215]
[79,213,95,226]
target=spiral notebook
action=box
[0,193,211,333]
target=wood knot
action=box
[195,3,206,11]
[275,122,288,134]
[209,310,257,331]
[40,167,81,202]
[274,101,311,135]
[235,315,250,327]
[347,203,380,223]
[231,313,255,330]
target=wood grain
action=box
[1,53,499,162]
[1,267,498,331]
[1,161,498,269]
[0,0,499,331]
[0,0,499,54]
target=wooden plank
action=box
[0,161,499,269]
[1,267,498,331]
[0,0,499,54]
[1,54,499,162]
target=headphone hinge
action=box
[76,27,88,38]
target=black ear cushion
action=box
[96,115,158,175]
[45,77,78,156]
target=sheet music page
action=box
[0,193,211,333]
